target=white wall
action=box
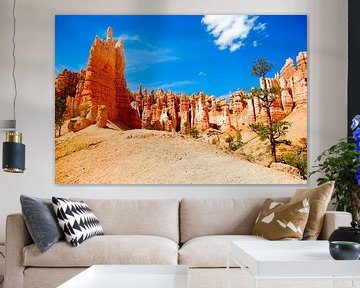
[0,0,348,242]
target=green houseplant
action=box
[311,115,360,222]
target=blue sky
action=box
[55,15,307,98]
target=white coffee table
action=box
[228,241,360,288]
[58,265,189,288]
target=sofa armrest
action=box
[318,211,352,240]
[4,213,33,288]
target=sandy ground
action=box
[55,125,306,184]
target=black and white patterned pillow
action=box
[52,197,104,247]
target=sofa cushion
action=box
[180,198,289,243]
[20,195,64,253]
[72,199,179,243]
[290,181,334,240]
[179,235,267,268]
[23,235,178,267]
[252,198,310,240]
[52,197,104,247]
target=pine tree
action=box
[250,58,288,162]
[55,97,67,137]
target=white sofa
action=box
[4,198,352,288]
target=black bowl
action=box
[329,241,360,260]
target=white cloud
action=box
[116,34,158,49]
[118,34,141,42]
[157,81,194,90]
[252,40,258,47]
[201,15,259,52]
[198,72,207,77]
[254,22,267,31]
[116,33,158,49]
[126,48,178,73]
[99,29,141,43]
[230,42,243,52]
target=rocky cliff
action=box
[55,26,307,135]
[80,27,126,122]
[55,69,84,120]
[56,27,140,131]
[131,51,307,133]
[237,51,308,126]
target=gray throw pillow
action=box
[20,195,64,253]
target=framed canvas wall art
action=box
[55,15,307,184]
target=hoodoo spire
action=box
[107,27,113,41]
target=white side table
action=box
[228,240,360,288]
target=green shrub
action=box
[142,123,153,130]
[225,130,243,152]
[244,153,255,162]
[190,127,199,139]
[281,140,307,180]
[183,122,191,135]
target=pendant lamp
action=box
[1,0,26,173]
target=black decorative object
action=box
[329,241,360,260]
[329,221,360,244]
[2,131,25,173]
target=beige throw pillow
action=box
[252,198,310,240]
[289,181,334,240]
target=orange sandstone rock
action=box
[96,105,108,128]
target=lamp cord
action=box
[12,0,17,129]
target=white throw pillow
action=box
[52,197,103,247]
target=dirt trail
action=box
[55,126,306,184]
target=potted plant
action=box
[311,115,360,222]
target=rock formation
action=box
[195,92,210,131]
[96,105,108,128]
[254,51,308,123]
[55,27,307,136]
[56,27,141,132]
[79,27,129,123]
[136,52,306,133]
[55,69,84,120]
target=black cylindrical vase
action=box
[2,131,25,173]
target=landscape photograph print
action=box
[55,15,307,184]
